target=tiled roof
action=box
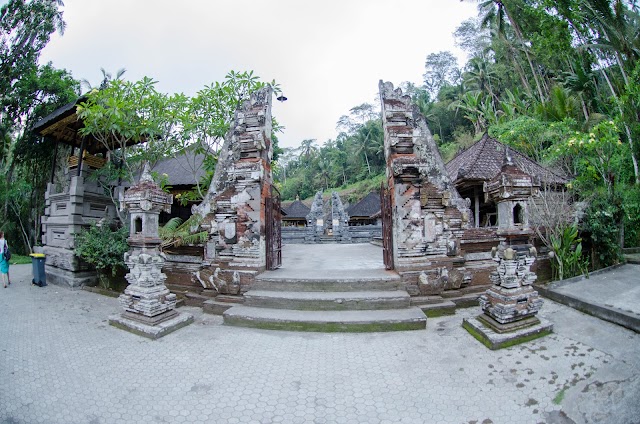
[445,134,566,185]
[151,147,207,186]
[347,192,381,218]
[282,200,311,219]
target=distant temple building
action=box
[347,192,381,226]
[281,199,311,227]
[446,134,566,228]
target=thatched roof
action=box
[347,192,380,218]
[446,134,566,186]
[150,147,207,186]
[282,200,311,219]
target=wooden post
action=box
[474,189,480,228]
[49,137,58,184]
[77,137,86,177]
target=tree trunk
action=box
[503,5,546,101]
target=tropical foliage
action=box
[0,0,80,254]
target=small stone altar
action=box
[463,155,552,349]
[109,164,193,339]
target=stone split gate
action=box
[191,81,525,299]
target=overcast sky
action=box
[36,0,477,149]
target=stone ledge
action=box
[535,283,640,334]
[419,301,456,317]
[462,316,553,350]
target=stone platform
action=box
[109,311,194,340]
[463,315,553,350]
[535,263,640,333]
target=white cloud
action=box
[39,0,477,148]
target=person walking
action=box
[0,231,10,288]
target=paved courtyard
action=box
[1,262,639,424]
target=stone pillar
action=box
[192,87,275,294]
[379,81,472,295]
[109,164,193,339]
[462,156,552,349]
[41,174,117,287]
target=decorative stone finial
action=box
[140,162,153,184]
[503,147,514,167]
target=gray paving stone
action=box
[1,264,639,423]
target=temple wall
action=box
[41,175,117,287]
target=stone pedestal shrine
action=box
[463,155,552,349]
[109,164,193,339]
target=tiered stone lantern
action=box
[109,163,193,339]
[463,152,552,349]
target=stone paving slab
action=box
[536,264,640,333]
[2,264,640,424]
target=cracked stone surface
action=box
[2,264,639,424]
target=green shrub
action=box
[622,185,640,247]
[549,224,588,280]
[583,192,623,269]
[75,222,129,287]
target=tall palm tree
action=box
[298,139,318,164]
[474,0,546,101]
[464,57,499,105]
[80,67,127,93]
[561,60,597,122]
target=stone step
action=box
[203,299,237,315]
[254,273,403,292]
[244,290,411,311]
[418,300,457,317]
[451,293,481,308]
[223,305,427,332]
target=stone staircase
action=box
[223,270,427,332]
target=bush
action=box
[75,222,129,288]
[622,185,640,247]
[582,192,623,269]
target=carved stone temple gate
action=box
[193,86,279,294]
[378,81,475,294]
[189,81,540,305]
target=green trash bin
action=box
[29,253,47,287]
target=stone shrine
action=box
[109,163,193,339]
[463,154,552,349]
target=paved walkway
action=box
[1,263,639,424]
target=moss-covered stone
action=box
[462,318,552,350]
[224,317,426,333]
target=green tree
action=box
[423,51,460,97]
